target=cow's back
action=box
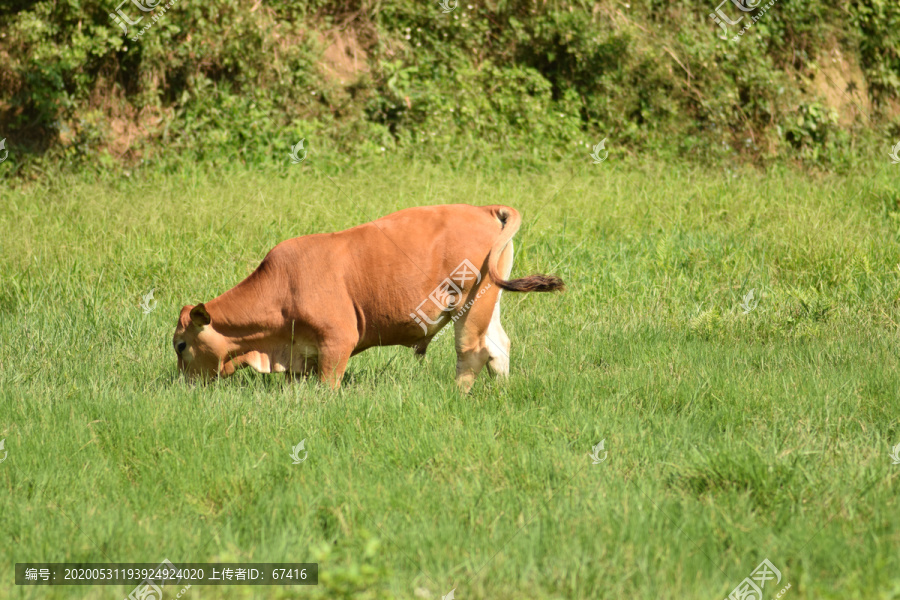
[310,204,505,347]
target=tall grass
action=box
[1,158,899,599]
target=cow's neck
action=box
[205,264,287,353]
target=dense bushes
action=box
[1,0,898,175]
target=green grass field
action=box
[2,158,900,599]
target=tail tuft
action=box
[486,205,566,294]
[495,274,565,293]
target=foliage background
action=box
[2,0,900,178]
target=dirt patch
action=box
[811,46,870,125]
[319,28,370,86]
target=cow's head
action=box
[173,303,231,380]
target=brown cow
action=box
[172,204,564,391]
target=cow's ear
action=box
[190,303,212,327]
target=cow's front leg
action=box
[316,335,357,389]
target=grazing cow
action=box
[172,204,564,391]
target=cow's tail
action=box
[487,206,566,292]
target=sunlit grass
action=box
[1,159,900,599]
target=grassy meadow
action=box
[2,158,900,599]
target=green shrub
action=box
[0,0,897,177]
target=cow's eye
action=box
[176,341,187,353]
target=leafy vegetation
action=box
[2,0,900,177]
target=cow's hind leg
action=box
[453,286,501,393]
[485,298,511,377]
[485,240,513,377]
[454,330,490,393]
[413,336,434,361]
